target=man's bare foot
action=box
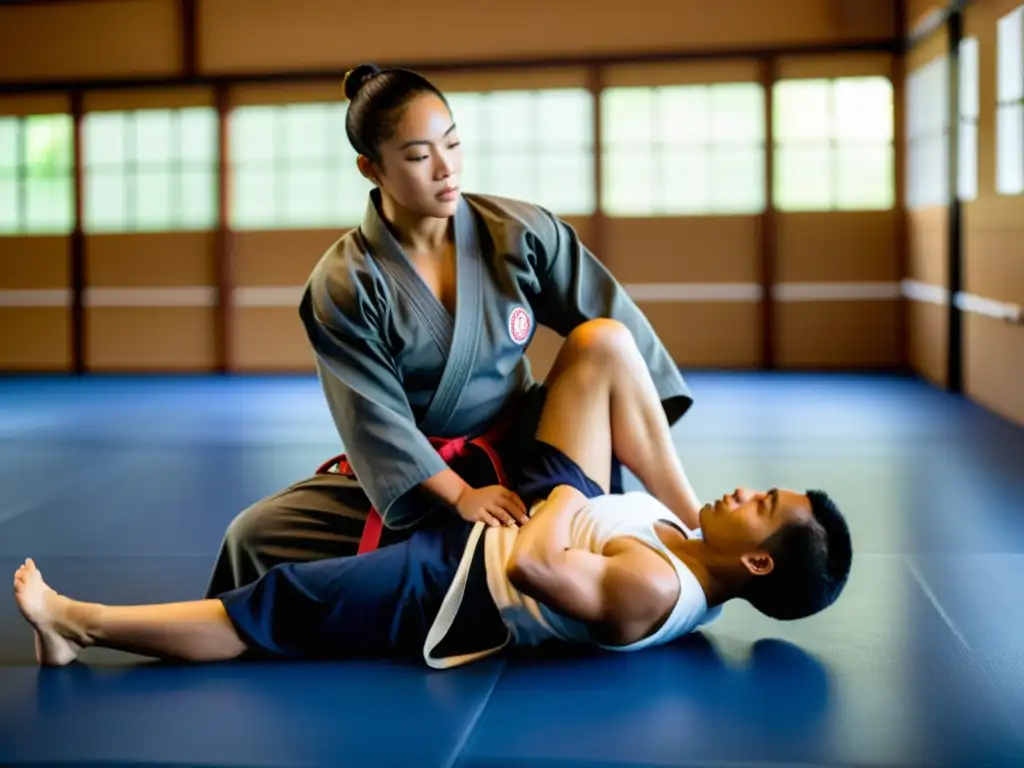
[12,559,83,666]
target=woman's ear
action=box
[356,155,380,186]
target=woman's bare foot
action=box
[12,559,83,666]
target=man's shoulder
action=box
[601,543,681,623]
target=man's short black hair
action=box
[742,490,853,621]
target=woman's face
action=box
[361,92,464,220]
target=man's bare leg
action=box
[538,319,702,527]
[12,558,248,667]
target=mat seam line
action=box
[441,660,506,768]
[905,557,971,653]
[907,555,1024,752]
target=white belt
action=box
[422,521,511,669]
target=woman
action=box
[205,63,695,598]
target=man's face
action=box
[698,488,814,574]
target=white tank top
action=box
[483,492,724,651]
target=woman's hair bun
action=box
[343,63,383,101]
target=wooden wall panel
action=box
[602,216,761,369]
[603,217,760,284]
[638,303,762,368]
[964,221,1024,305]
[959,0,1024,426]
[83,234,218,371]
[906,207,949,284]
[85,234,216,287]
[232,307,311,372]
[775,51,894,78]
[0,237,70,289]
[909,300,948,386]
[199,0,896,74]
[0,307,70,370]
[964,315,1024,426]
[0,237,71,371]
[232,230,342,287]
[775,212,900,367]
[905,203,949,383]
[776,212,899,282]
[86,308,217,371]
[776,301,901,368]
[0,0,180,82]
[0,95,71,117]
[231,229,341,372]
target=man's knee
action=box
[562,318,637,366]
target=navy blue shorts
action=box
[218,440,605,661]
[515,440,606,508]
[218,515,503,660]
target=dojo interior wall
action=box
[903,0,1024,426]
[0,0,903,377]
[960,0,1024,425]
[2,0,1018,428]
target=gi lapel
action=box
[418,196,484,435]
[359,193,453,358]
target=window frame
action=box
[228,101,367,230]
[82,107,219,234]
[0,113,75,236]
[996,4,1024,196]
[599,81,767,217]
[772,75,896,212]
[446,87,596,216]
[958,36,980,202]
[905,56,951,210]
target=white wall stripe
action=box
[83,287,219,308]
[0,283,1019,326]
[954,291,1023,323]
[0,289,72,308]
[772,281,902,301]
[625,282,763,302]
[234,286,306,308]
[901,279,950,305]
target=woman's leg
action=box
[13,558,248,667]
[205,472,375,597]
[538,319,703,528]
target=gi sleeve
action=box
[524,206,694,426]
[299,258,448,529]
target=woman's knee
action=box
[223,497,282,554]
[561,318,638,365]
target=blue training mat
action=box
[1,373,1022,768]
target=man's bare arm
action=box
[505,486,664,632]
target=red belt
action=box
[315,420,510,554]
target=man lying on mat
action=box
[12,319,853,669]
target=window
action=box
[229,103,367,229]
[0,114,74,235]
[445,88,594,216]
[600,83,765,216]
[83,108,218,232]
[997,5,1024,195]
[773,76,894,211]
[959,37,980,201]
[906,57,950,208]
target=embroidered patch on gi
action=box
[508,306,531,345]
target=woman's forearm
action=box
[419,466,471,507]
